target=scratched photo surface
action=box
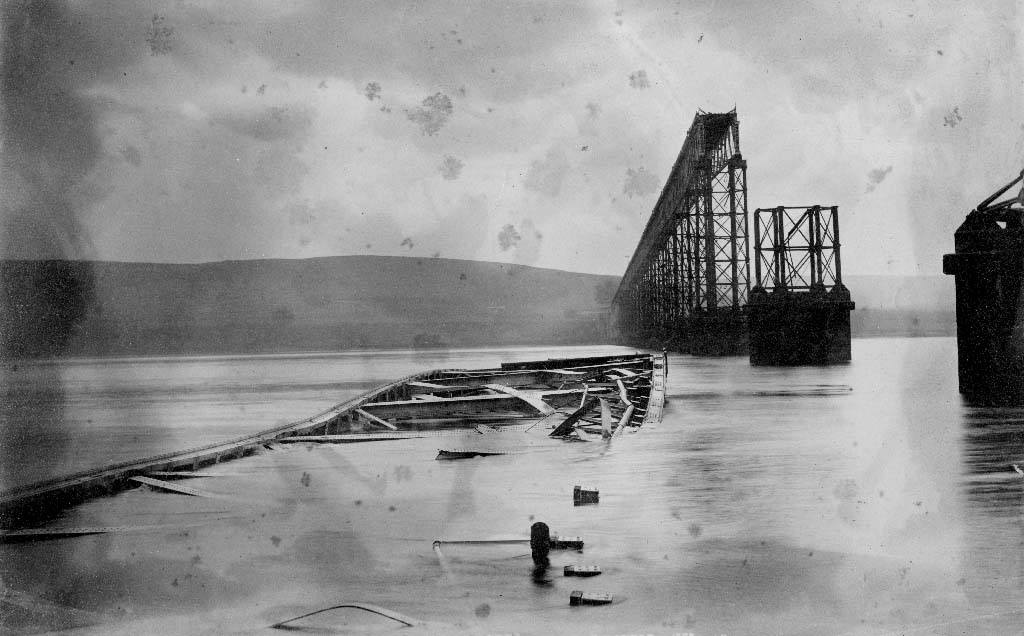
[1,1,1022,635]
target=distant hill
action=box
[0,256,619,358]
[0,257,959,358]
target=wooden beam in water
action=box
[407,381,447,389]
[499,353,648,371]
[613,404,635,436]
[426,368,594,388]
[360,394,539,419]
[616,380,632,405]
[407,381,474,396]
[128,476,220,498]
[0,523,207,543]
[546,369,587,377]
[433,538,529,545]
[550,398,599,437]
[1,527,116,542]
[275,434,424,443]
[482,384,555,415]
[145,471,227,479]
[435,449,508,460]
[609,367,639,378]
[270,603,421,629]
[355,408,398,430]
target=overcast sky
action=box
[1,0,1021,276]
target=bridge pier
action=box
[943,173,1024,404]
[686,312,747,356]
[747,285,853,365]
[747,205,853,366]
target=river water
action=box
[1,338,1023,635]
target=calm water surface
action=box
[1,338,1022,635]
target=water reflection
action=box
[961,407,1024,513]
[958,403,1024,606]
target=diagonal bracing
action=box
[611,110,749,350]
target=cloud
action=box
[279,199,406,256]
[253,149,309,197]
[411,195,491,260]
[224,1,608,102]
[120,145,142,166]
[213,105,314,142]
[3,0,1019,279]
[0,0,140,259]
[287,204,315,226]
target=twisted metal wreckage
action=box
[0,352,666,630]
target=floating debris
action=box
[573,485,599,505]
[435,449,507,460]
[550,534,584,550]
[570,590,613,606]
[270,603,420,629]
[128,476,219,498]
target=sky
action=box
[1,0,1021,277]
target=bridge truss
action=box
[611,110,749,354]
[753,205,843,292]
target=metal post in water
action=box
[530,521,550,565]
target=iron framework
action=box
[612,110,749,352]
[753,205,843,291]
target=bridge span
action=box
[611,110,749,355]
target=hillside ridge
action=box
[1,256,955,358]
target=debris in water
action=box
[573,485,599,505]
[570,590,612,606]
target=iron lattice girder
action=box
[612,109,750,333]
[753,205,843,291]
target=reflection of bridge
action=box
[611,110,749,354]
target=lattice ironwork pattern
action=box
[612,110,749,344]
[753,205,842,291]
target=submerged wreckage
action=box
[1,352,665,529]
[0,352,666,631]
